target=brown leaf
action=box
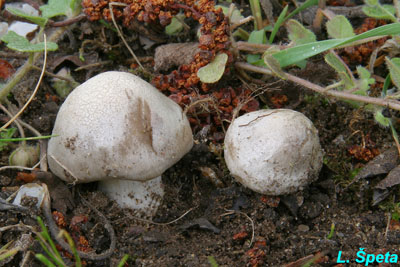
[0,59,15,79]
[34,171,75,213]
[353,147,399,181]
[375,165,400,190]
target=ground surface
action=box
[1,0,400,266]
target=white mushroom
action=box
[224,109,323,195]
[47,71,193,217]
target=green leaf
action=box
[287,19,316,45]
[269,5,288,43]
[356,66,375,92]
[40,0,70,18]
[362,4,396,21]
[215,5,244,24]
[263,47,286,78]
[382,74,391,97]
[324,52,348,74]
[1,31,58,52]
[247,29,266,65]
[271,23,400,68]
[0,128,16,151]
[374,109,391,127]
[248,29,266,44]
[197,53,228,83]
[366,0,378,5]
[264,54,286,79]
[165,16,184,35]
[324,52,355,90]
[338,72,355,90]
[385,57,400,89]
[6,7,47,27]
[34,254,57,267]
[69,0,81,14]
[326,15,355,39]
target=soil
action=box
[1,1,400,267]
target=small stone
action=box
[298,224,310,232]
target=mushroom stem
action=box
[97,177,164,218]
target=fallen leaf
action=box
[0,59,15,79]
[375,165,400,189]
[350,147,399,183]
[180,218,220,234]
[34,170,74,213]
[197,53,228,83]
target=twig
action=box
[74,60,112,71]
[385,212,391,241]
[0,223,35,233]
[235,62,400,111]
[1,34,48,130]
[4,101,43,137]
[0,197,29,212]
[0,103,26,143]
[49,155,79,185]
[109,2,145,71]
[115,207,194,226]
[48,14,86,27]
[30,65,76,83]
[230,16,254,31]
[236,41,286,53]
[170,3,202,19]
[0,161,40,172]
[41,184,116,260]
[220,209,255,247]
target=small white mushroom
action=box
[224,109,323,195]
[47,71,193,217]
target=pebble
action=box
[298,224,310,232]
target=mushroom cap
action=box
[47,71,193,183]
[224,109,323,195]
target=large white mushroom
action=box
[224,109,323,195]
[47,71,193,217]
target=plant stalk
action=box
[0,27,67,102]
[235,62,400,110]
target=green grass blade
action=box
[0,247,18,261]
[35,254,57,267]
[285,0,319,20]
[249,0,263,30]
[37,217,64,263]
[269,0,318,43]
[273,23,400,67]
[390,121,400,146]
[382,74,391,97]
[36,236,66,267]
[0,240,14,252]
[269,5,288,43]
[117,255,130,267]
[59,230,81,267]
[208,256,219,267]
[0,135,57,142]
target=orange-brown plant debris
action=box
[82,0,259,140]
